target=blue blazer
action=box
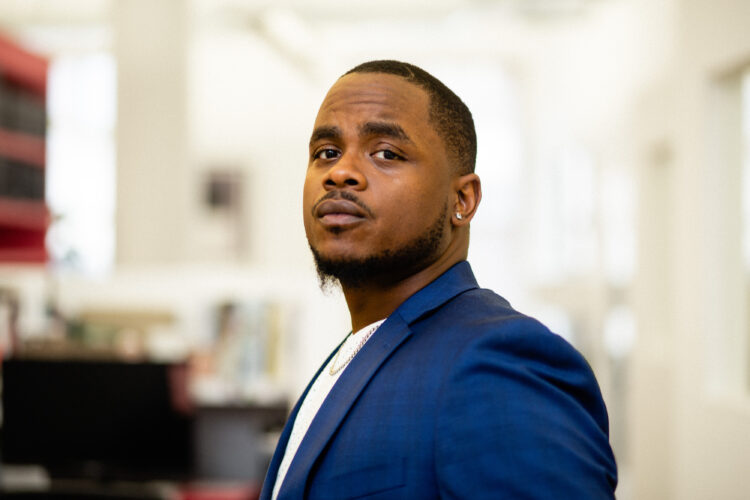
[261,261,617,499]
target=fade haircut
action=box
[344,60,477,175]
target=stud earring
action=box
[455,212,463,220]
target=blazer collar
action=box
[392,260,479,325]
[271,261,479,500]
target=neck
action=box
[342,244,467,332]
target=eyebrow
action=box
[359,122,412,144]
[309,122,413,147]
[309,126,342,147]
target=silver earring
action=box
[455,212,463,220]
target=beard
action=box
[310,207,448,291]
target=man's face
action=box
[303,72,454,287]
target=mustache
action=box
[312,190,375,218]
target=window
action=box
[46,52,116,275]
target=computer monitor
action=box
[1,358,194,481]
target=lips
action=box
[315,199,368,228]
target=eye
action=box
[314,148,340,160]
[372,149,404,161]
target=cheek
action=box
[302,188,313,216]
[376,187,445,241]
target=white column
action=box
[114,0,189,265]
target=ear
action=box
[451,173,481,226]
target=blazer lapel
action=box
[395,260,480,325]
[259,343,342,500]
[275,261,480,499]
[277,317,412,499]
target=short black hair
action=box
[344,60,477,175]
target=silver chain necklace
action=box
[329,323,380,376]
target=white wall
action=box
[115,0,191,265]
[633,0,750,498]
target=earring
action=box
[455,212,463,220]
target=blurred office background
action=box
[0,0,748,498]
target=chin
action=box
[308,208,447,289]
[308,239,370,262]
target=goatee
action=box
[310,208,447,291]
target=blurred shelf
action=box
[0,127,46,167]
[0,197,49,229]
[0,32,48,96]
[0,245,47,263]
[0,32,48,264]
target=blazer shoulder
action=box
[434,287,606,419]
[428,287,618,498]
[428,285,564,347]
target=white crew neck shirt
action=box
[271,318,386,500]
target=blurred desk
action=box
[194,401,288,483]
[1,400,289,500]
[0,357,288,499]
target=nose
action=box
[324,153,367,190]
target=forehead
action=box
[314,73,432,130]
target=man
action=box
[261,60,617,499]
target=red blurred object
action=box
[0,198,49,230]
[0,127,46,166]
[0,32,48,96]
[0,32,49,263]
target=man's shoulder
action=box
[427,288,617,497]
[414,285,587,368]
[398,262,579,360]
[427,285,551,336]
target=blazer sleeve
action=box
[434,317,618,499]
